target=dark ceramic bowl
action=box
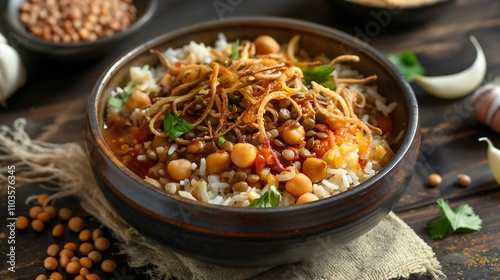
[3,0,157,58]
[327,0,453,26]
[85,16,420,267]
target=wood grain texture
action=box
[1,0,499,279]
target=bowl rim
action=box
[88,15,419,215]
[4,0,158,49]
[329,0,453,10]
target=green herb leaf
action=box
[249,185,281,208]
[387,52,425,83]
[163,112,194,142]
[428,199,482,240]
[107,84,137,107]
[217,137,227,147]
[299,65,336,90]
[230,39,240,60]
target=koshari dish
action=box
[103,34,399,207]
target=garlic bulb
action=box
[472,83,500,133]
[414,36,486,99]
[479,137,500,185]
[0,33,26,104]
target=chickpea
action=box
[79,229,92,242]
[101,259,117,273]
[428,173,442,187]
[205,151,231,174]
[79,268,90,277]
[79,242,94,256]
[88,251,102,263]
[52,224,64,237]
[66,261,82,274]
[296,193,319,204]
[68,217,85,232]
[281,125,305,146]
[15,216,29,230]
[457,173,472,187]
[59,254,70,269]
[49,272,63,280]
[63,242,78,252]
[94,237,110,251]
[167,159,192,181]
[47,244,60,257]
[85,273,101,280]
[43,206,57,217]
[58,207,73,221]
[29,206,43,219]
[285,173,313,197]
[125,90,151,111]
[302,158,328,183]
[37,193,50,205]
[43,256,58,270]
[79,257,93,269]
[254,35,280,54]
[31,219,44,232]
[231,143,258,168]
[59,248,75,258]
[92,228,104,241]
[35,274,47,280]
[37,211,52,223]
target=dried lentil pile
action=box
[16,193,117,280]
[19,0,137,43]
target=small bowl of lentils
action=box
[4,0,158,58]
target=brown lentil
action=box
[31,219,44,232]
[29,206,43,219]
[66,261,82,274]
[79,229,92,242]
[233,181,249,192]
[315,132,329,140]
[232,171,247,183]
[282,149,295,160]
[46,244,60,257]
[15,216,29,230]
[302,118,316,131]
[52,224,65,237]
[49,272,63,280]
[68,217,85,232]
[58,207,73,221]
[246,174,260,184]
[19,0,137,43]
[43,256,58,270]
[88,251,102,263]
[457,173,472,187]
[37,193,50,205]
[101,259,117,273]
[428,173,442,187]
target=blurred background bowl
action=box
[327,0,454,26]
[3,0,157,59]
[85,16,420,267]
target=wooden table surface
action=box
[2,0,500,279]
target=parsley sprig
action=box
[107,84,137,107]
[249,185,281,208]
[299,65,336,90]
[428,199,482,240]
[387,52,425,83]
[163,112,194,142]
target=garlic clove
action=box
[414,36,486,99]
[479,137,500,185]
[0,36,26,104]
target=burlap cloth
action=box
[0,119,445,280]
